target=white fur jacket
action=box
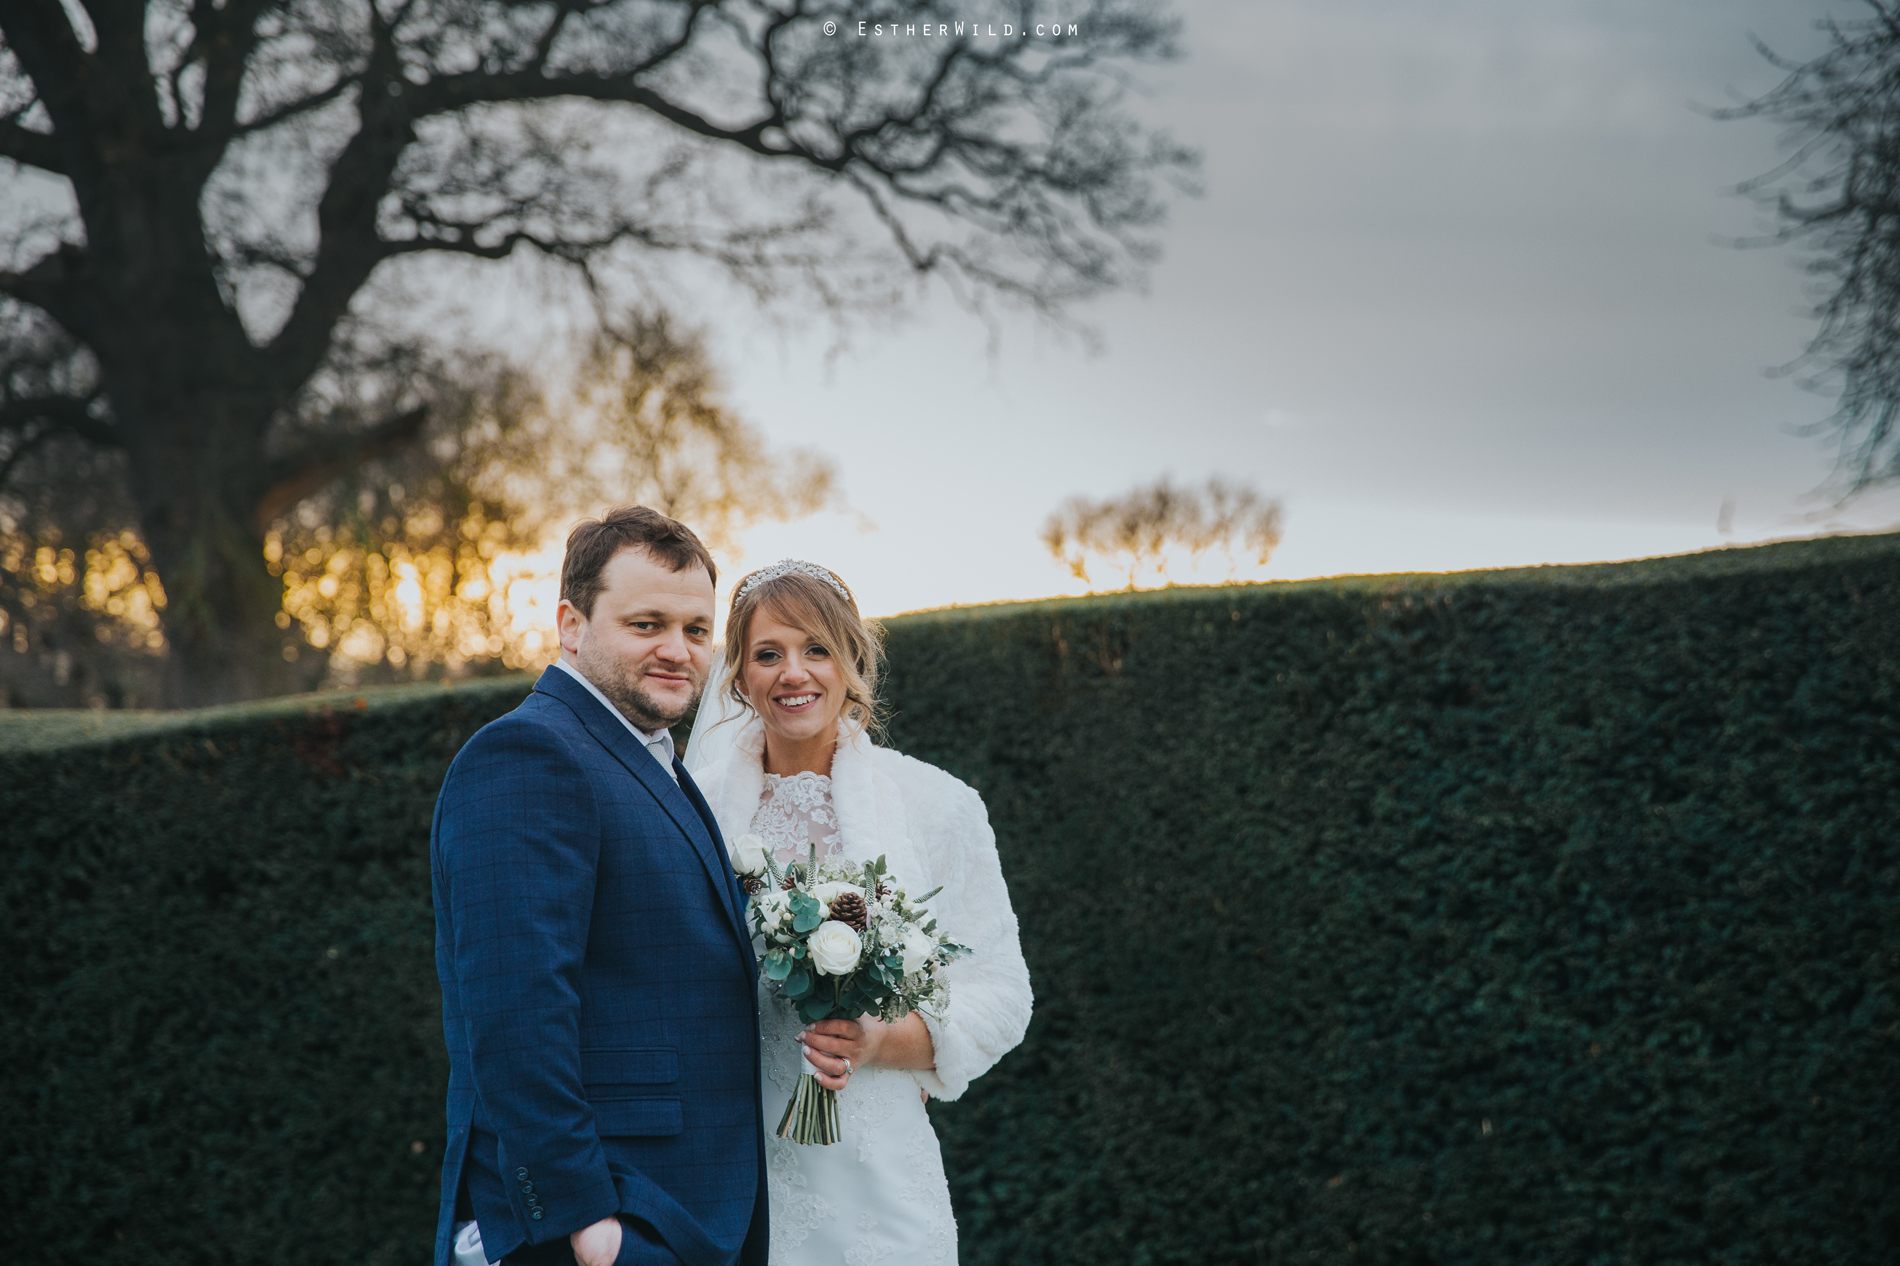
[690,718,1033,1101]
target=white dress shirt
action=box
[552,657,679,783]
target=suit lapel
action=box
[675,760,751,942]
[533,668,748,947]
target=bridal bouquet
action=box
[729,836,969,1145]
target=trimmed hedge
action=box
[0,681,528,1264]
[3,534,1897,1264]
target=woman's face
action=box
[741,608,849,753]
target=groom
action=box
[431,506,767,1266]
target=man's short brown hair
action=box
[560,506,717,618]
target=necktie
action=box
[646,734,678,783]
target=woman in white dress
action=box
[685,559,1032,1266]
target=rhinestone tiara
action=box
[734,559,849,604]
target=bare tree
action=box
[1726,1,1900,498]
[0,0,1194,704]
[478,309,839,553]
[268,309,837,685]
[0,309,836,702]
[1041,475,1283,590]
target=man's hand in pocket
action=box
[571,1215,624,1266]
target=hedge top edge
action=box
[2,529,1892,754]
[881,529,1900,625]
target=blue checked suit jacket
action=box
[431,666,767,1266]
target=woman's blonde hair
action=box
[720,564,885,739]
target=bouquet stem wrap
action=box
[776,1049,842,1145]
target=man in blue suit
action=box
[432,506,790,1266]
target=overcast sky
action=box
[675,0,1900,618]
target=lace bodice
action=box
[754,771,845,866]
[746,768,956,1265]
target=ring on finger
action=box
[840,1057,852,1076]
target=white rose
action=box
[753,890,789,931]
[808,920,863,976]
[730,833,769,878]
[810,880,863,913]
[900,928,937,975]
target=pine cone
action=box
[828,891,868,931]
[740,875,765,896]
[780,872,800,891]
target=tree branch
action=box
[233,74,358,139]
[251,404,428,534]
[0,0,98,140]
[0,422,58,491]
[263,10,416,395]
[187,0,278,140]
[0,118,64,174]
[525,0,583,73]
[81,0,162,91]
[408,68,818,169]
[0,391,115,445]
[382,216,680,266]
[0,243,95,341]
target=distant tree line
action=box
[1042,475,1283,590]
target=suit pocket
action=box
[592,1096,683,1138]
[611,1211,689,1266]
[582,1046,679,1092]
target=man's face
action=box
[557,546,715,732]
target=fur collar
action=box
[699,717,924,886]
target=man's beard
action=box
[575,641,702,732]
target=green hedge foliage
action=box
[3,533,1897,1264]
[0,681,529,1264]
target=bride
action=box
[685,559,1032,1266]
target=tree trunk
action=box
[111,363,304,708]
[82,171,313,706]
[138,478,297,708]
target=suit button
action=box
[516,1167,529,1179]
[531,1210,543,1221]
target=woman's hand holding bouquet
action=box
[730,835,968,1144]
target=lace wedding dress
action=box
[749,771,958,1266]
